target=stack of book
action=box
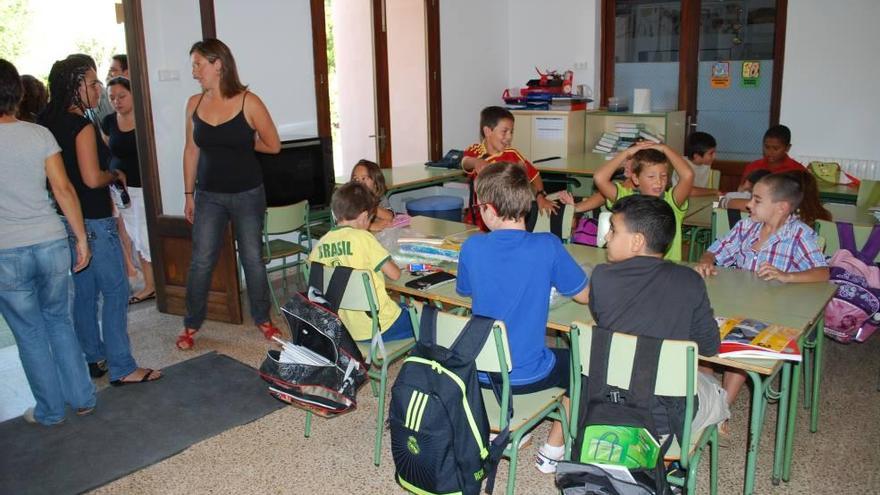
[549,96,590,111]
[715,317,802,361]
[592,132,620,155]
[639,129,664,143]
[614,122,647,151]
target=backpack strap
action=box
[861,225,880,264]
[417,304,439,349]
[836,222,858,254]
[309,262,354,313]
[550,205,565,239]
[726,208,741,230]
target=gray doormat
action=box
[0,351,283,495]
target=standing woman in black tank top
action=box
[178,38,282,350]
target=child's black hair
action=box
[686,131,717,159]
[757,173,803,210]
[745,169,772,185]
[479,106,514,140]
[611,195,676,255]
[763,124,791,146]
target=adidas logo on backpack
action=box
[390,306,510,495]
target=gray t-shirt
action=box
[0,121,65,249]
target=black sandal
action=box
[88,360,108,378]
[110,368,162,386]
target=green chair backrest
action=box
[708,169,721,190]
[266,200,309,235]
[311,264,379,313]
[856,179,880,210]
[711,207,747,244]
[532,203,575,242]
[426,306,512,373]
[816,219,880,261]
[570,322,697,397]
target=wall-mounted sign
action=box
[711,62,730,89]
[742,61,761,88]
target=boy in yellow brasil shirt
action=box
[309,182,413,342]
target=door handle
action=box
[368,128,387,153]
[686,114,698,129]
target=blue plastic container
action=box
[405,195,463,222]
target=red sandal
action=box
[257,321,282,341]
[176,328,198,350]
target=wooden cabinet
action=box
[584,110,686,155]
[510,109,585,161]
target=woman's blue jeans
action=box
[0,238,96,425]
[64,217,137,381]
[185,185,271,329]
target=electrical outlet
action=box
[158,70,180,81]
[573,62,588,70]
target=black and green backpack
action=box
[390,306,510,495]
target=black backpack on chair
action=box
[390,305,511,495]
[258,263,368,416]
[564,328,675,495]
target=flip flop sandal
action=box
[110,368,162,387]
[129,291,156,304]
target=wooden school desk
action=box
[334,164,465,194]
[384,216,836,495]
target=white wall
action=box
[507,0,601,104]
[780,0,880,162]
[215,0,317,141]
[440,0,510,150]
[142,0,202,216]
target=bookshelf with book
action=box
[584,110,685,156]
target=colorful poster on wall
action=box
[742,61,761,88]
[711,62,730,89]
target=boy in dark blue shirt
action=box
[456,162,589,474]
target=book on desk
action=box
[716,317,802,361]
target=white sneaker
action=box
[534,447,562,474]
[22,407,65,426]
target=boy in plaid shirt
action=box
[695,172,828,438]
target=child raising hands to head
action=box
[592,141,694,260]
[350,159,394,231]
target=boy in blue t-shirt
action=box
[456,162,589,474]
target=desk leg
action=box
[810,315,825,433]
[783,359,802,481]
[771,363,790,485]
[743,371,767,495]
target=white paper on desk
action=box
[535,117,564,141]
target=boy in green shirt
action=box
[593,142,694,261]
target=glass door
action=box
[604,0,786,164]
[613,1,683,112]
[694,0,778,161]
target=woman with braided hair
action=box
[38,55,161,386]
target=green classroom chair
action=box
[708,169,721,190]
[306,264,415,466]
[568,322,718,495]
[710,207,747,245]
[412,304,570,495]
[262,200,312,315]
[531,198,576,243]
[815,219,880,262]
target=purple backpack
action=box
[572,217,599,246]
[823,223,880,343]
